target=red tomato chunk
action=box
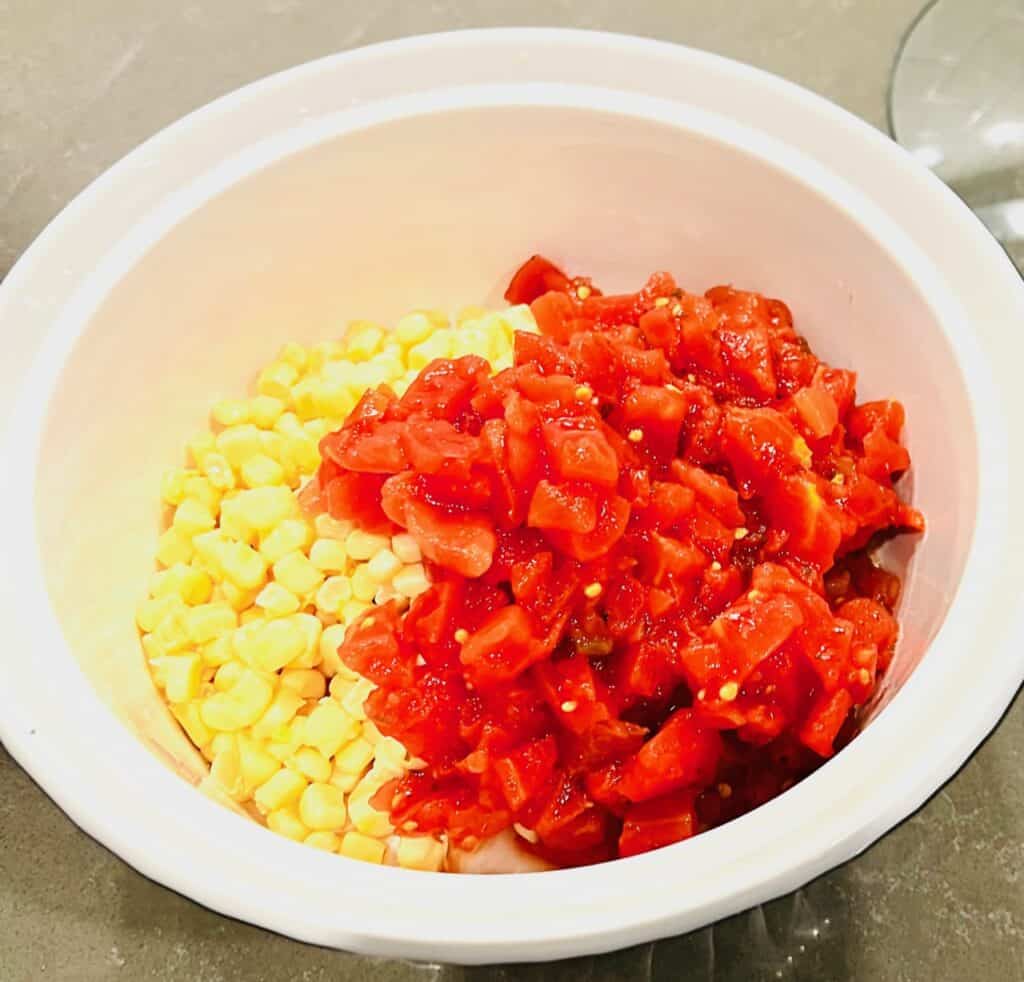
[311,255,924,866]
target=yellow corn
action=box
[212,399,249,427]
[266,807,308,842]
[291,746,333,783]
[309,538,347,573]
[273,551,324,596]
[240,453,286,489]
[299,783,348,830]
[254,767,307,813]
[250,687,304,739]
[344,529,390,562]
[350,564,376,603]
[348,774,393,837]
[254,581,301,617]
[339,831,386,865]
[390,533,422,564]
[150,564,213,606]
[304,830,340,852]
[396,836,446,872]
[156,527,195,567]
[392,563,430,599]
[334,737,375,776]
[257,361,299,400]
[185,603,237,644]
[280,668,327,700]
[305,701,359,758]
[258,518,312,563]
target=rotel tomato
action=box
[318,255,922,867]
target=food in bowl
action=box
[139,255,923,871]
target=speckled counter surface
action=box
[1,2,1022,980]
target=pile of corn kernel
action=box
[137,303,537,869]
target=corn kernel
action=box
[277,341,308,372]
[390,533,422,564]
[172,498,217,537]
[392,563,430,599]
[171,702,212,750]
[201,452,236,491]
[291,746,333,783]
[396,836,446,872]
[318,623,354,678]
[155,526,195,566]
[240,453,285,488]
[313,513,352,541]
[161,653,202,703]
[187,433,216,468]
[280,668,327,700]
[374,736,408,775]
[254,581,301,617]
[150,564,213,605]
[299,782,348,830]
[220,541,268,591]
[247,394,286,429]
[213,661,244,692]
[395,311,434,347]
[345,321,385,361]
[216,424,264,469]
[251,687,305,738]
[374,584,406,607]
[136,594,186,633]
[273,551,324,596]
[366,548,401,583]
[308,340,345,369]
[212,399,250,427]
[259,518,312,563]
[339,831,386,864]
[344,529,390,562]
[305,701,359,757]
[335,737,375,775]
[210,742,246,799]
[350,564,376,603]
[185,603,237,644]
[338,599,371,625]
[309,538,347,573]
[220,580,258,612]
[254,767,307,812]
[200,669,273,731]
[284,433,320,475]
[201,634,234,667]
[339,677,375,721]
[257,361,299,400]
[288,613,324,668]
[328,768,359,794]
[160,468,191,506]
[304,831,340,852]
[233,487,298,532]
[237,617,305,671]
[315,576,351,618]
[267,807,308,841]
[238,735,282,790]
[348,778,393,836]
[407,329,454,370]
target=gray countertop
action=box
[2,3,1022,980]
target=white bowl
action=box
[1,29,1023,965]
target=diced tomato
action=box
[403,497,496,578]
[460,606,547,688]
[307,255,921,867]
[618,709,722,801]
[505,255,573,305]
[619,791,698,857]
[492,735,559,812]
[527,480,597,534]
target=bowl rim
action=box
[1,28,1023,964]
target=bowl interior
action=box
[34,103,977,790]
